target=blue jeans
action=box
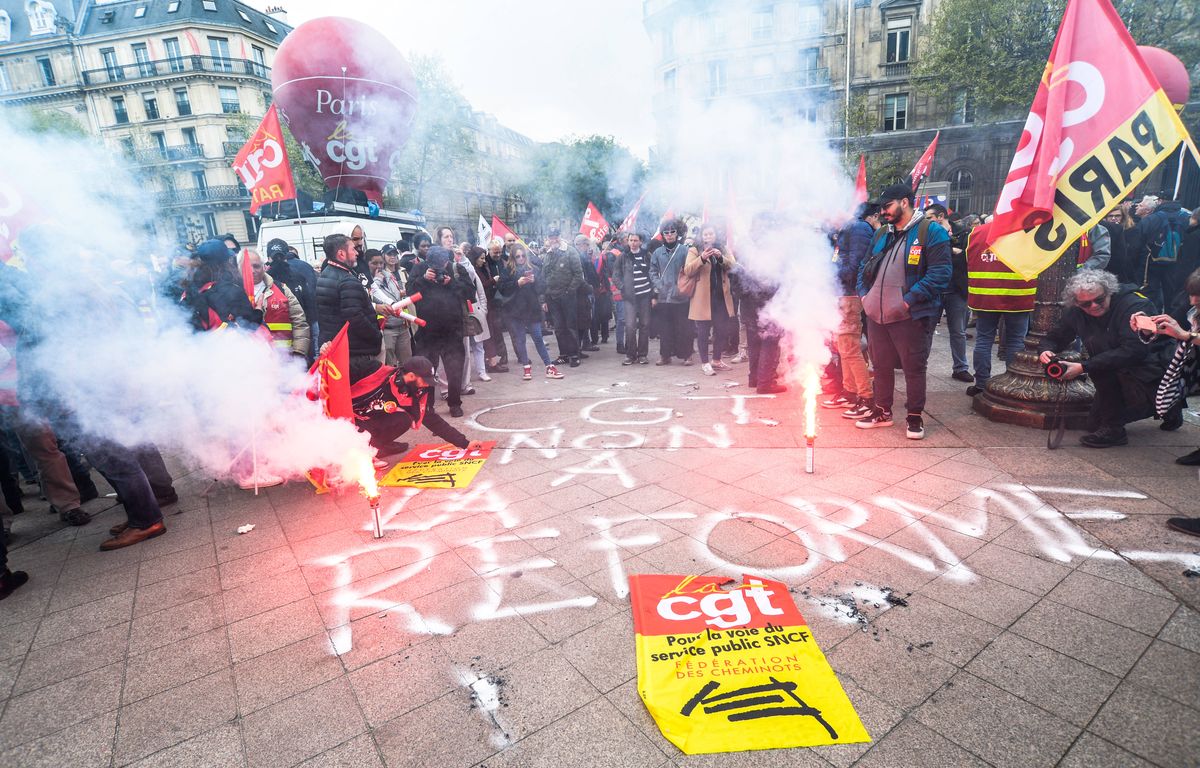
[613,300,626,348]
[943,292,969,373]
[85,438,163,530]
[973,311,1031,386]
[507,317,553,366]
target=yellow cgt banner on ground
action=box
[379,442,495,489]
[629,573,869,755]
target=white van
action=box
[255,203,426,267]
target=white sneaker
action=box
[730,351,748,364]
[237,472,283,490]
[478,372,492,382]
[701,363,715,376]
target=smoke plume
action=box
[0,113,373,486]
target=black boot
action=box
[0,569,30,600]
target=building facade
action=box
[0,0,290,245]
[386,106,537,242]
[643,0,1198,216]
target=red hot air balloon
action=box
[1137,46,1190,109]
[271,17,418,204]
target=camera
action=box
[1043,356,1068,381]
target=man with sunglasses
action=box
[1039,269,1170,447]
[649,219,695,365]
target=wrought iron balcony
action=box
[883,61,912,78]
[130,144,206,164]
[159,185,250,208]
[82,56,270,86]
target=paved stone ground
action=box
[1,324,1198,768]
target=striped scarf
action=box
[1155,307,1199,418]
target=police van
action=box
[255,202,426,267]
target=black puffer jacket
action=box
[316,259,381,356]
[496,261,543,323]
[407,251,475,338]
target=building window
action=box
[132,43,154,77]
[112,96,129,125]
[799,47,820,85]
[238,10,252,23]
[151,131,166,151]
[949,169,973,213]
[751,6,773,41]
[0,11,10,44]
[192,170,208,192]
[251,45,266,77]
[886,18,912,63]
[798,3,821,35]
[119,136,135,154]
[0,63,9,93]
[264,21,278,34]
[164,38,184,71]
[883,93,908,131]
[708,60,726,97]
[26,0,56,36]
[208,37,232,72]
[663,68,676,92]
[167,1,180,13]
[36,56,55,86]
[202,0,217,11]
[952,92,977,125]
[182,127,198,146]
[174,88,191,116]
[219,86,240,113]
[134,6,146,18]
[101,48,123,82]
[143,94,159,120]
[203,212,218,238]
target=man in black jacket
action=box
[1039,269,1171,447]
[316,233,383,382]
[406,245,475,417]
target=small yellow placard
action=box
[379,442,495,489]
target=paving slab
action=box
[1,331,1197,766]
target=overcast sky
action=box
[248,0,658,157]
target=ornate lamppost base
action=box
[972,350,1094,429]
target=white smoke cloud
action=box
[0,113,374,486]
[649,98,859,374]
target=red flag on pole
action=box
[231,105,297,215]
[855,155,868,204]
[490,216,520,244]
[579,201,610,242]
[240,251,255,304]
[617,192,646,233]
[309,322,353,421]
[908,132,939,191]
[985,0,1198,278]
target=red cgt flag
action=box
[986,0,1197,278]
[579,201,610,242]
[232,104,297,215]
[308,322,353,422]
[855,155,868,204]
[908,132,939,191]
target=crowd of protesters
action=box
[2,184,1198,600]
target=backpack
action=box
[860,218,932,288]
[1151,214,1184,264]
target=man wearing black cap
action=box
[266,238,317,335]
[855,183,952,439]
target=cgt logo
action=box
[656,578,785,630]
[233,136,286,188]
[325,121,379,172]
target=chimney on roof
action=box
[264,5,288,24]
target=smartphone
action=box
[1134,315,1158,332]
